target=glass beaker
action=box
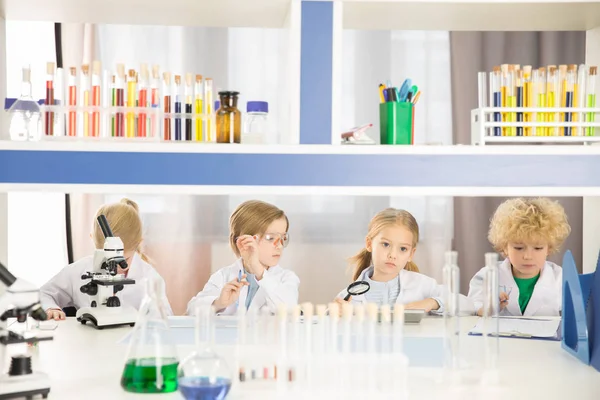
[216,91,241,144]
[120,278,179,393]
[178,304,232,400]
[8,65,41,141]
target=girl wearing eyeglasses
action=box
[186,200,299,316]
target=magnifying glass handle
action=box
[343,293,351,301]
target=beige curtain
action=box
[450,32,586,292]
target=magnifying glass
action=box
[344,281,370,301]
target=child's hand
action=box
[236,235,264,278]
[46,308,66,321]
[405,298,439,313]
[499,291,510,312]
[213,276,249,311]
[476,292,510,316]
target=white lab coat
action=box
[186,258,300,316]
[336,266,476,315]
[467,258,562,317]
[40,252,173,315]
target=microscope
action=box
[75,215,138,329]
[0,261,52,399]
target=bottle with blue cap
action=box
[243,101,269,144]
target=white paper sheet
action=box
[469,316,561,338]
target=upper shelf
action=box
[342,0,600,31]
[0,0,292,28]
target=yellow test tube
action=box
[523,66,532,136]
[127,69,136,138]
[195,75,203,141]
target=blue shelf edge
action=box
[1,150,599,187]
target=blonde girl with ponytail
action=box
[41,198,173,320]
[334,208,445,313]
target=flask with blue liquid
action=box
[178,304,232,400]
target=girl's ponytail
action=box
[405,260,420,273]
[350,248,372,281]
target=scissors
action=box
[397,79,412,102]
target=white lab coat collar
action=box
[124,252,143,280]
[344,266,404,305]
[233,258,282,314]
[499,258,558,317]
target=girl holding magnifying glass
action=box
[336,208,473,314]
[186,200,300,316]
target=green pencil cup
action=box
[379,102,414,145]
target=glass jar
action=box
[216,91,241,144]
[243,101,268,144]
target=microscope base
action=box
[76,306,138,330]
[0,372,51,400]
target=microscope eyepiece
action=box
[97,215,114,238]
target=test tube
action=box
[55,67,64,136]
[67,67,77,137]
[138,64,149,138]
[523,65,532,136]
[516,69,524,136]
[328,302,340,394]
[194,75,203,141]
[380,304,393,395]
[185,73,193,141]
[547,66,558,136]
[101,69,109,138]
[491,66,501,137]
[366,303,378,393]
[537,68,547,136]
[91,61,101,137]
[80,64,90,137]
[586,66,597,136]
[302,303,314,390]
[507,65,516,136]
[236,305,247,384]
[276,304,289,393]
[576,64,587,137]
[116,64,125,137]
[44,62,55,136]
[393,304,408,397]
[315,304,327,394]
[500,64,508,136]
[442,251,460,371]
[477,72,487,109]
[151,65,160,138]
[162,72,172,141]
[204,78,214,142]
[126,69,136,138]
[341,303,353,396]
[482,252,500,384]
[565,65,576,136]
[174,75,182,141]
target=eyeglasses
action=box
[262,232,290,248]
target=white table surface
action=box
[11,316,600,400]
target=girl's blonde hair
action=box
[92,198,150,263]
[350,208,420,281]
[488,197,571,254]
[229,200,289,257]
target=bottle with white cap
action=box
[9,65,41,141]
[243,101,268,144]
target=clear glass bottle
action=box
[243,101,269,144]
[8,66,41,141]
[482,252,500,384]
[442,251,461,376]
[178,304,232,400]
[120,278,179,393]
[216,91,241,144]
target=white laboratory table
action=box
[17,316,600,400]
